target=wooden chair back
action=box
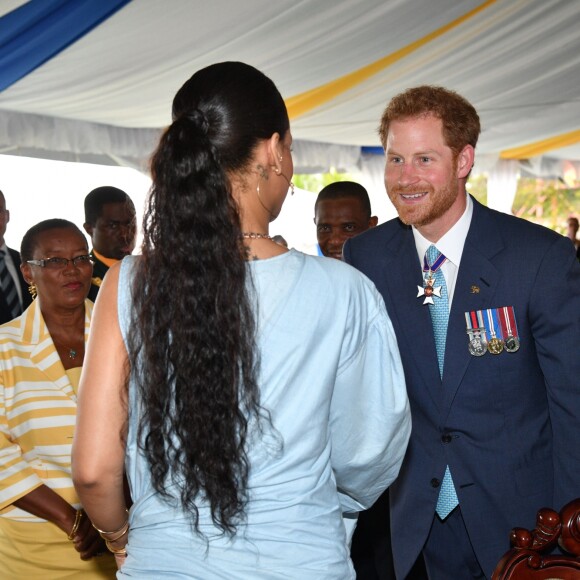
[492,498,580,579]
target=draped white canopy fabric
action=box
[1,0,579,219]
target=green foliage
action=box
[512,178,580,234]
[293,169,359,194]
[466,174,487,205]
[464,174,580,233]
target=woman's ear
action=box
[20,262,32,285]
[267,132,283,175]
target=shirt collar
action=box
[412,193,473,267]
[92,249,119,268]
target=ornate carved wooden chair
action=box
[492,498,580,579]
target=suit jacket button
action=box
[430,478,440,488]
[441,434,452,444]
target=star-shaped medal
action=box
[417,277,442,305]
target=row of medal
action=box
[464,306,520,356]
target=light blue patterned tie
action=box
[425,245,459,520]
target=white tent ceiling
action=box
[1,0,580,176]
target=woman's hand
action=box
[71,511,107,560]
[114,552,127,569]
[14,486,108,560]
[100,532,128,569]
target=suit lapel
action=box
[10,247,32,311]
[441,199,504,416]
[378,226,442,411]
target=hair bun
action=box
[181,108,210,136]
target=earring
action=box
[28,283,37,299]
[256,177,273,217]
[279,156,283,162]
[275,167,281,174]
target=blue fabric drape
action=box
[361,146,384,156]
[0,0,131,92]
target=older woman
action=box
[0,219,116,578]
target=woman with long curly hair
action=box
[72,61,410,579]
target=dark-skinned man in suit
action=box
[0,189,31,324]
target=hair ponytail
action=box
[128,62,288,535]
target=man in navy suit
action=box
[0,189,31,324]
[344,86,580,579]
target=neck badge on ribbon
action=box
[417,252,446,305]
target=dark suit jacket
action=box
[88,250,109,302]
[344,197,580,578]
[0,247,32,325]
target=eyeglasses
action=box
[27,255,93,269]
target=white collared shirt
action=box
[412,193,473,309]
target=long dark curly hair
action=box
[127,62,289,535]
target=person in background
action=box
[0,219,116,579]
[314,181,378,260]
[72,61,410,579]
[344,85,580,579]
[0,189,32,324]
[566,216,579,248]
[566,216,580,259]
[83,186,136,301]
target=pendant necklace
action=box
[53,339,84,359]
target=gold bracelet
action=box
[105,539,128,556]
[91,509,130,538]
[67,509,83,541]
[99,520,129,542]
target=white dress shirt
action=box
[412,193,474,308]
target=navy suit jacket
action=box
[344,197,580,578]
[0,247,31,325]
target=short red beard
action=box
[389,179,458,228]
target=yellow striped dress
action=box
[0,299,116,579]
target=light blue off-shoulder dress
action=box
[116,249,410,579]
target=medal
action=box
[498,306,520,353]
[487,337,503,355]
[465,311,487,356]
[505,335,520,352]
[418,251,446,305]
[465,306,519,357]
[475,310,488,346]
[469,331,487,356]
[484,308,504,355]
[417,275,442,305]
